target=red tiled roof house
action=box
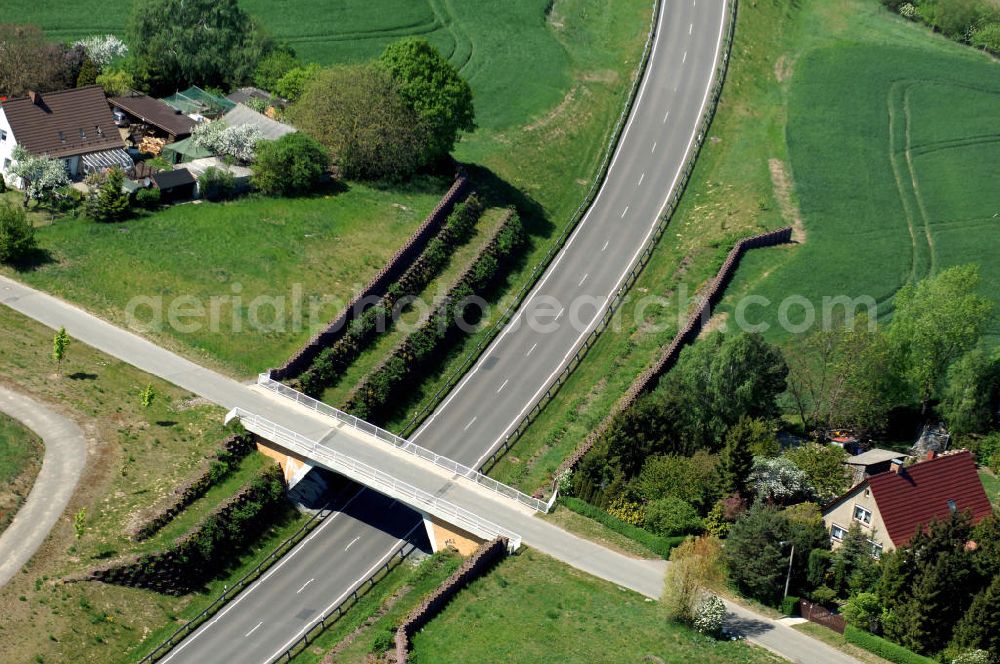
[0,85,132,185]
[821,450,992,556]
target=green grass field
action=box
[9,0,571,132]
[0,411,43,535]
[410,548,780,664]
[487,0,1000,494]
[717,39,1000,339]
[2,180,446,376]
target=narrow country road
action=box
[0,385,86,589]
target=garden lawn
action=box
[0,411,43,536]
[4,180,446,377]
[981,468,1000,508]
[0,304,307,664]
[410,548,781,664]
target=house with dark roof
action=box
[110,93,198,141]
[822,450,992,556]
[844,448,909,486]
[0,85,132,184]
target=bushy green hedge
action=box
[93,463,288,594]
[299,196,483,396]
[844,626,938,664]
[561,496,684,559]
[344,209,524,421]
[780,595,800,617]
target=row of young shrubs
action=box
[129,430,257,541]
[844,625,938,664]
[298,195,484,396]
[89,463,287,595]
[560,496,685,559]
[342,208,524,422]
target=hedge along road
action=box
[156,2,734,662]
[0,386,86,589]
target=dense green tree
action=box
[890,265,992,412]
[379,38,475,162]
[880,512,982,656]
[127,0,272,95]
[939,347,1000,439]
[274,63,321,102]
[289,64,430,181]
[669,332,788,448]
[951,575,1000,659]
[717,418,758,497]
[633,451,719,511]
[87,168,131,221]
[724,504,790,605]
[252,133,330,196]
[783,443,849,502]
[76,56,98,87]
[644,496,702,537]
[0,203,36,264]
[784,321,897,433]
[253,47,298,93]
[830,523,879,596]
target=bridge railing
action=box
[228,407,522,551]
[256,374,549,513]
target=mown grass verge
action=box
[843,626,938,664]
[0,411,43,536]
[409,548,781,663]
[289,551,462,663]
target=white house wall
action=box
[0,108,16,186]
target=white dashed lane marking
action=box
[463,416,477,431]
[297,579,315,594]
[245,622,263,638]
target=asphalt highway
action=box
[164,1,732,661]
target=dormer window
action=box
[58,131,65,143]
[948,499,957,513]
[79,128,86,139]
[96,125,103,137]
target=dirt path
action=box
[768,158,806,243]
[0,386,86,588]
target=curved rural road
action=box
[0,386,86,589]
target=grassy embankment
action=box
[0,305,308,664]
[409,548,781,664]
[487,0,1000,494]
[0,411,43,536]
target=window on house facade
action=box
[831,524,847,541]
[853,504,872,526]
[0,129,7,141]
[868,539,883,558]
[2,158,9,171]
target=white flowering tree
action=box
[9,146,69,208]
[748,456,814,505]
[192,122,263,164]
[692,595,726,636]
[74,35,128,68]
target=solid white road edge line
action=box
[262,523,422,664]
[471,3,728,470]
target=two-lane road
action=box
[161,2,732,661]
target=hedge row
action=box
[394,537,508,663]
[273,174,469,380]
[560,496,684,559]
[843,626,938,664]
[87,464,286,595]
[343,209,525,422]
[129,431,257,541]
[299,196,484,396]
[545,227,795,491]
